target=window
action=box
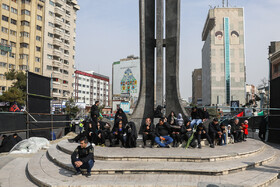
[1,86,6,92]
[19,65,27,70]
[49,11,54,16]
[2,15,8,22]
[21,9,30,16]
[20,43,29,48]
[48,32,53,37]
[20,31,30,37]
[49,0,54,6]
[11,7,18,14]
[10,30,17,36]
[38,4,43,10]
[21,0,31,4]
[36,36,41,41]
[19,54,28,59]
[9,64,15,69]
[0,62,7,68]
[1,39,8,45]
[36,46,41,52]
[1,50,7,56]
[0,74,5,80]
[9,52,16,58]
[35,57,40,62]
[10,42,16,47]
[48,22,54,27]
[35,68,40,72]
[47,65,52,70]
[37,15,42,21]
[11,19,17,25]
[1,27,8,34]
[36,25,42,31]
[47,43,53,48]
[21,20,30,26]
[47,54,52,59]
[2,4,9,11]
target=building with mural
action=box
[112,55,140,113]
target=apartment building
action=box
[0,0,45,94]
[43,0,79,101]
[73,70,110,107]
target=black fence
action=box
[0,112,70,140]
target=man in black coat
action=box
[154,118,173,148]
[71,137,94,177]
[181,120,197,148]
[195,123,214,149]
[90,101,100,125]
[0,135,17,153]
[208,118,223,145]
[139,118,155,148]
[231,118,243,143]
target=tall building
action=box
[0,0,46,94]
[0,0,80,101]
[42,0,79,101]
[73,70,109,107]
[202,8,246,106]
[192,68,202,106]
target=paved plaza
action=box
[0,135,280,187]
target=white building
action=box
[73,70,109,107]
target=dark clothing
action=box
[170,123,181,146]
[140,123,155,146]
[71,144,94,164]
[0,135,17,153]
[112,126,125,146]
[180,124,193,144]
[124,122,137,148]
[208,122,222,143]
[231,122,243,142]
[155,122,171,137]
[143,133,155,146]
[196,124,212,145]
[91,104,99,124]
[191,109,203,120]
[14,136,22,143]
[167,114,176,125]
[202,110,209,119]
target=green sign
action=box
[0,43,12,52]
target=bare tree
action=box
[258,77,268,88]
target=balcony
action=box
[54,17,63,26]
[52,60,61,66]
[54,28,62,36]
[53,49,62,56]
[64,33,70,40]
[53,38,62,46]
[55,6,64,16]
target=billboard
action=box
[113,59,140,99]
[120,102,130,113]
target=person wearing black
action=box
[71,137,94,177]
[13,133,22,143]
[139,118,155,148]
[190,107,203,129]
[100,121,113,147]
[220,123,227,145]
[111,120,125,147]
[155,118,173,148]
[195,123,214,149]
[114,108,128,128]
[231,118,243,143]
[167,111,177,125]
[181,120,197,148]
[92,121,105,146]
[202,107,210,122]
[0,134,17,153]
[68,122,94,143]
[208,118,223,145]
[90,101,100,125]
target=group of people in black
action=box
[0,133,22,153]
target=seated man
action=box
[100,121,113,147]
[190,107,203,129]
[13,133,22,143]
[111,120,125,147]
[139,118,155,148]
[231,118,244,143]
[170,115,182,147]
[71,137,94,177]
[208,118,223,145]
[195,123,214,149]
[181,120,197,148]
[155,118,173,148]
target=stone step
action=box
[0,157,37,187]
[47,143,275,175]
[27,150,280,187]
[58,139,266,162]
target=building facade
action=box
[73,70,109,107]
[112,55,140,113]
[0,0,79,101]
[0,0,46,94]
[192,68,202,106]
[42,0,79,101]
[202,8,246,106]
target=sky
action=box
[75,0,280,100]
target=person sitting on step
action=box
[111,120,125,147]
[195,123,214,149]
[139,118,155,148]
[220,123,227,145]
[155,118,173,148]
[190,107,203,129]
[170,113,183,147]
[208,118,223,145]
[231,118,243,143]
[71,137,94,178]
[180,119,197,148]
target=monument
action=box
[131,0,188,128]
